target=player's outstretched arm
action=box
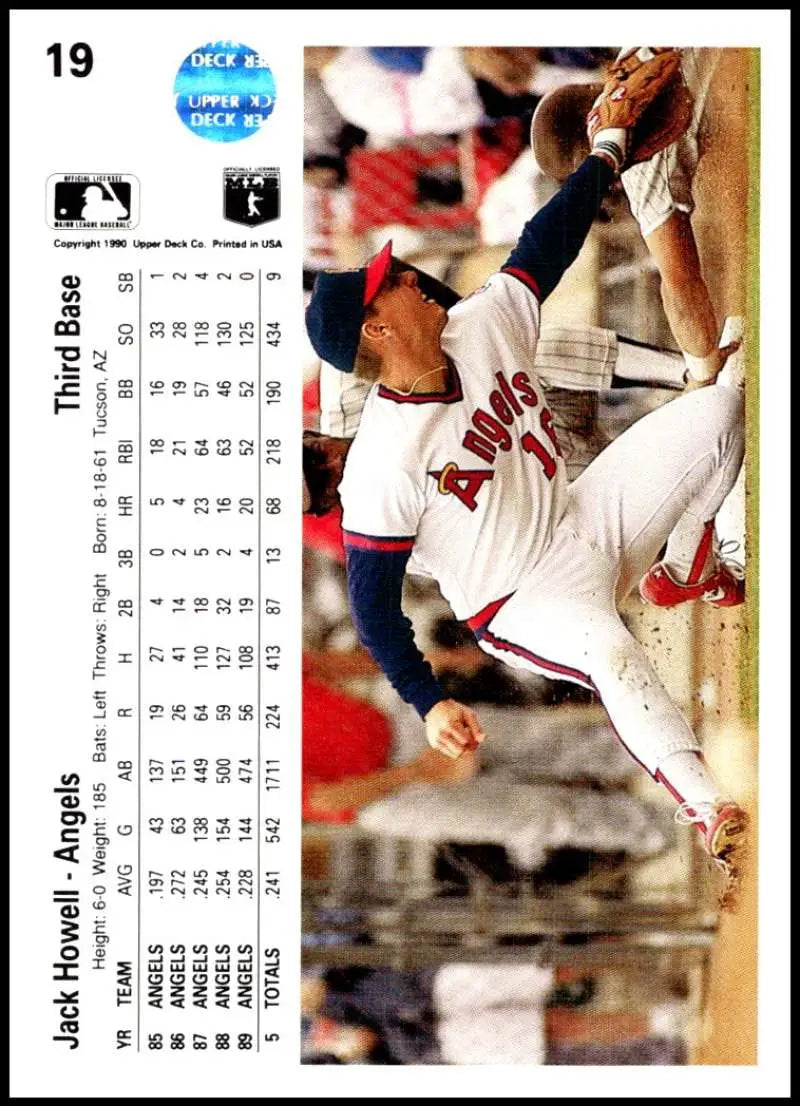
[345,539,446,719]
[645,211,739,387]
[502,153,616,304]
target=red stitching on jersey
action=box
[343,531,415,552]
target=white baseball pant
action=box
[474,384,744,776]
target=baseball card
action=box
[9,10,789,1099]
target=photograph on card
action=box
[300,45,758,1066]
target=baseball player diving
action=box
[305,50,748,901]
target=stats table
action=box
[49,264,291,1054]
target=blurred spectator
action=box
[368,47,429,74]
[303,166,352,282]
[307,1016,390,1063]
[302,671,476,823]
[462,46,539,97]
[320,46,486,144]
[303,429,351,519]
[303,967,440,1064]
[463,46,541,132]
[301,963,555,1065]
[538,47,615,70]
[304,72,347,166]
[529,49,608,97]
[478,147,558,247]
[356,773,672,872]
[434,963,552,1064]
[301,962,689,1066]
[302,548,350,655]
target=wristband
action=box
[591,126,627,173]
[682,348,721,384]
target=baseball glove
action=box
[587,48,692,166]
[626,74,694,165]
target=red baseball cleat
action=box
[639,560,744,608]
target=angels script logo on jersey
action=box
[459,369,563,482]
[428,462,494,512]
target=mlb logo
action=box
[224,167,280,226]
[47,174,139,229]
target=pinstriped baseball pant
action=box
[475,384,744,775]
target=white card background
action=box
[10,9,790,1099]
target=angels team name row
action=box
[145,944,280,1010]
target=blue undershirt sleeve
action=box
[345,543,446,719]
[503,154,615,303]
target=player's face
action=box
[369,268,447,343]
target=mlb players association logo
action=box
[224,167,280,226]
[46,174,139,230]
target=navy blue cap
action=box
[305,241,393,374]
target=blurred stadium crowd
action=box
[301,963,691,1065]
[300,45,706,1065]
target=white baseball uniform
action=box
[342,275,568,616]
[340,270,744,777]
[321,46,484,147]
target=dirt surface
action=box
[691,48,759,1065]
